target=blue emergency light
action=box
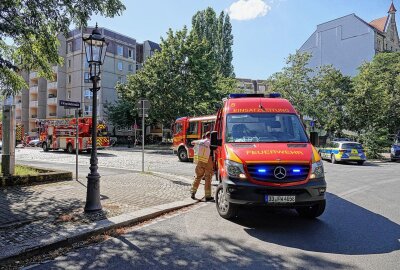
[292,169,301,173]
[229,93,265,98]
[269,93,281,98]
[257,169,267,173]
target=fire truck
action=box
[172,115,216,162]
[39,117,110,153]
[0,123,24,144]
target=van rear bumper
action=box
[222,177,326,206]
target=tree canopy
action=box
[112,7,237,128]
[0,0,125,96]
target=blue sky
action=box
[89,0,394,79]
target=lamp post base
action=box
[84,172,102,212]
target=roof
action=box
[146,40,161,51]
[389,2,397,13]
[369,16,388,32]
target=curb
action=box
[0,199,198,265]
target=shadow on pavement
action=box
[31,229,354,270]
[38,150,117,158]
[238,192,400,255]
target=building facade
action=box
[236,78,268,94]
[299,2,400,76]
[11,27,159,136]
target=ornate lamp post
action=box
[82,24,107,212]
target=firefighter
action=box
[190,132,214,201]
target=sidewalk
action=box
[0,171,204,262]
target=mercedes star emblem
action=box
[274,166,287,179]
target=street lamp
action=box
[82,24,107,212]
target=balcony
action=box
[48,81,57,90]
[30,114,37,119]
[48,112,57,117]
[30,85,38,93]
[48,97,57,105]
[16,116,22,120]
[30,101,38,107]
[29,72,38,80]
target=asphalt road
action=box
[24,160,400,270]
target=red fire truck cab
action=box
[172,115,216,162]
[210,93,326,219]
[39,117,110,153]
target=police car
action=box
[390,137,400,162]
[319,141,366,165]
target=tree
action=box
[115,27,236,128]
[348,52,400,158]
[313,66,352,137]
[104,99,137,130]
[268,52,316,120]
[0,0,125,95]
[192,8,234,77]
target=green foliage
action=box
[115,8,236,128]
[104,99,137,128]
[0,0,125,95]
[192,8,234,77]
[117,28,235,126]
[313,66,353,137]
[268,52,316,119]
[347,52,400,157]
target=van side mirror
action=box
[210,131,221,147]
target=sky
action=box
[88,0,395,79]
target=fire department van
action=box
[210,93,326,219]
[40,117,110,153]
[172,115,216,161]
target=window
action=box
[128,64,133,71]
[67,91,71,99]
[117,61,123,71]
[117,76,123,83]
[174,123,183,135]
[187,122,198,135]
[117,45,123,56]
[68,59,71,68]
[84,60,89,68]
[84,89,93,98]
[67,42,72,53]
[128,48,133,58]
[226,113,308,143]
[84,72,90,83]
[68,75,72,84]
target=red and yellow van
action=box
[210,93,326,219]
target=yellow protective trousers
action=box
[191,157,213,198]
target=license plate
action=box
[265,195,295,203]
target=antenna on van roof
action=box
[259,98,266,111]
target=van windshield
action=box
[226,113,308,143]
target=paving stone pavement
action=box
[0,171,203,259]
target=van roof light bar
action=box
[228,93,264,99]
[269,93,281,98]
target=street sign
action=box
[136,99,150,110]
[59,100,81,108]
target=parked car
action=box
[319,141,366,165]
[28,139,42,147]
[390,137,400,162]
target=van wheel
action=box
[331,154,338,164]
[42,143,49,152]
[215,184,238,220]
[178,148,189,162]
[67,143,74,154]
[296,200,326,218]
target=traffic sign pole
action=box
[75,109,79,181]
[142,101,145,172]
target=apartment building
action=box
[236,78,268,94]
[11,27,160,136]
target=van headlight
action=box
[225,160,246,179]
[310,161,324,179]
